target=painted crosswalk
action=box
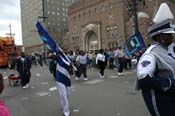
[83,79,104,84]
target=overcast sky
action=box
[0,0,22,45]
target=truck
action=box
[0,37,22,68]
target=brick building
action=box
[63,0,175,51]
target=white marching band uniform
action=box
[55,53,71,116]
[136,3,175,116]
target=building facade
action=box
[64,0,175,51]
[20,0,77,53]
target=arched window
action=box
[88,10,91,15]
[108,2,112,9]
[102,5,105,11]
[86,31,98,51]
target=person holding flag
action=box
[136,3,175,116]
[36,22,72,116]
[47,51,71,116]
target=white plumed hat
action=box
[148,3,175,37]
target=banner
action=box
[125,32,146,56]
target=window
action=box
[83,12,86,16]
[0,46,2,51]
[48,27,50,31]
[108,2,112,9]
[106,26,118,39]
[88,10,91,15]
[53,27,56,32]
[95,8,98,13]
[102,5,105,11]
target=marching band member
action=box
[136,3,175,116]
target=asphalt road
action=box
[0,66,150,116]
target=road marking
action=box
[73,109,80,113]
[3,76,8,80]
[71,86,75,92]
[31,86,35,89]
[21,97,29,101]
[40,82,49,85]
[83,79,104,84]
[108,76,118,79]
[124,71,135,75]
[36,73,40,77]
[49,86,57,91]
[35,92,49,97]
[123,81,129,84]
[117,112,121,116]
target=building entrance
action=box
[86,31,98,51]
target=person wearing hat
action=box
[136,3,175,116]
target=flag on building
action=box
[125,32,146,56]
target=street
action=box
[0,66,149,116]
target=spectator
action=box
[0,72,12,116]
[108,48,114,69]
[17,52,31,88]
[115,46,125,75]
[96,49,106,78]
[75,51,88,80]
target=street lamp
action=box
[126,0,145,34]
[38,0,48,58]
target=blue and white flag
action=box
[36,21,71,86]
[125,32,146,56]
[55,54,71,87]
[36,21,60,53]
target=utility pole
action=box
[38,0,48,22]
[6,23,15,37]
[132,0,139,34]
[38,0,48,59]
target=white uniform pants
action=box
[56,82,71,116]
